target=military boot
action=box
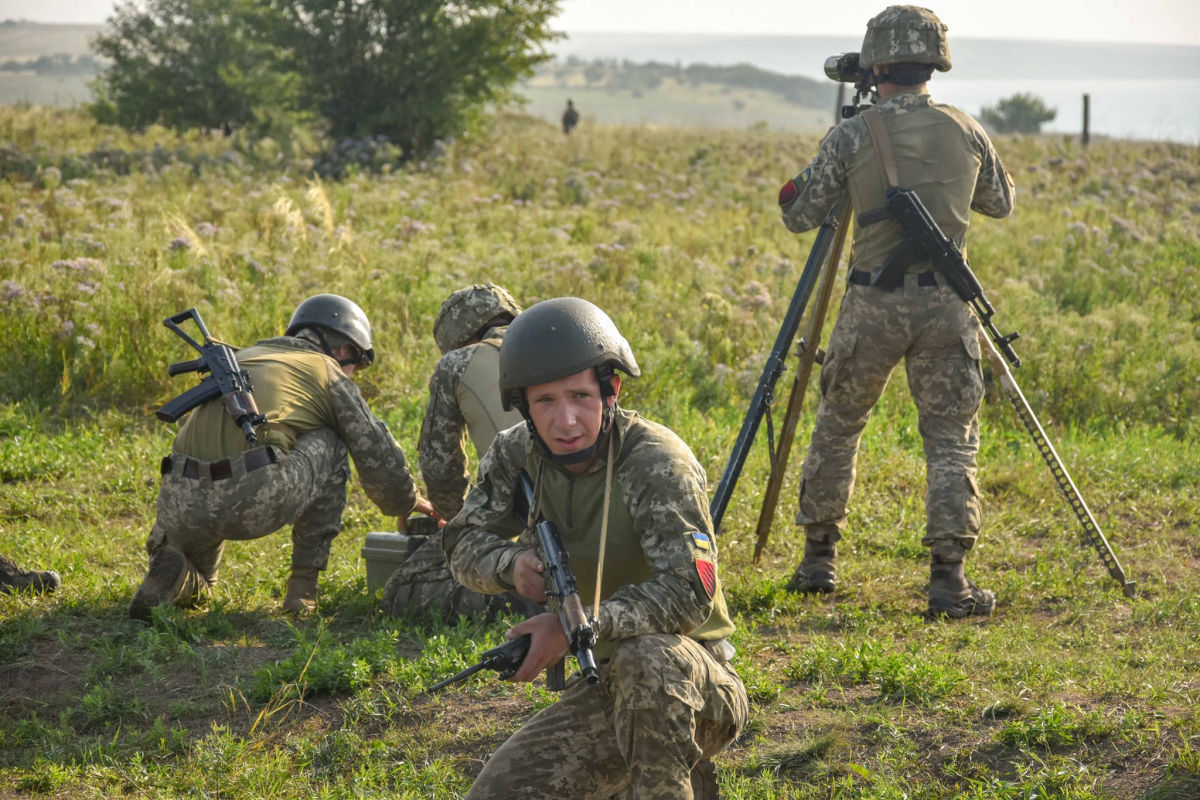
[784,525,839,595]
[0,554,61,595]
[926,542,995,619]
[129,545,192,621]
[283,566,320,614]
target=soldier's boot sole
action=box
[129,546,190,622]
[283,567,320,614]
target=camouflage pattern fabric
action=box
[379,529,541,622]
[145,428,351,604]
[796,281,984,549]
[779,88,1012,555]
[860,5,952,71]
[444,409,746,794]
[432,283,521,354]
[464,634,747,800]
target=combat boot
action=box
[129,545,191,621]
[784,525,839,595]
[283,566,320,614]
[926,542,995,619]
[0,554,61,595]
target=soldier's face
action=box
[526,368,620,465]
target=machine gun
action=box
[858,186,1022,367]
[155,308,267,443]
[518,470,600,687]
[427,634,531,693]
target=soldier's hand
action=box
[504,613,568,683]
[513,549,548,603]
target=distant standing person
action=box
[776,5,1015,618]
[129,294,433,620]
[1,555,61,595]
[382,283,538,621]
[561,99,579,134]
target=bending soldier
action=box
[777,6,1015,618]
[130,294,433,620]
[382,283,538,621]
[443,297,748,798]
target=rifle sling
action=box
[861,107,901,190]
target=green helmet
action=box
[499,297,640,412]
[286,293,375,366]
[860,5,952,72]
[433,283,522,354]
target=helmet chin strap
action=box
[309,327,360,367]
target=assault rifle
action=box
[427,634,531,692]
[861,188,1134,597]
[518,470,600,686]
[155,308,267,443]
[858,186,1021,367]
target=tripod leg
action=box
[752,205,853,563]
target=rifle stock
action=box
[428,634,532,693]
[710,193,850,533]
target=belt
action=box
[849,269,937,288]
[161,447,277,481]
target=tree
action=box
[979,92,1057,134]
[90,0,561,157]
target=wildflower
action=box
[194,222,218,239]
[168,237,191,251]
[2,280,25,302]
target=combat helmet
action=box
[860,5,952,72]
[433,283,522,354]
[286,293,375,366]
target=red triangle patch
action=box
[695,559,716,599]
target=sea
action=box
[554,32,1200,144]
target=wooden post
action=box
[1082,93,1090,147]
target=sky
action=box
[5,0,1200,46]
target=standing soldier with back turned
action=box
[130,294,433,620]
[444,297,747,798]
[381,283,537,621]
[776,6,1015,617]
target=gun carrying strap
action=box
[861,107,901,191]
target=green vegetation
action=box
[981,92,1059,134]
[2,105,1199,798]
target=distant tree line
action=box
[0,53,101,75]
[547,57,829,109]
[89,0,560,159]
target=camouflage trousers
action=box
[797,280,985,549]
[145,428,350,598]
[466,633,748,800]
[380,530,542,622]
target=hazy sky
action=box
[6,0,1200,46]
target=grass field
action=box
[1,105,1198,798]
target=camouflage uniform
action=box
[140,336,420,610]
[779,85,1014,605]
[444,408,749,799]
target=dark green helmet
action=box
[433,283,522,354]
[286,294,375,366]
[860,5,952,72]
[499,297,639,411]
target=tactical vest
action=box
[847,93,981,274]
[173,338,339,460]
[526,416,735,660]
[457,335,523,457]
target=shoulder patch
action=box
[778,167,811,206]
[694,559,716,600]
[690,531,711,551]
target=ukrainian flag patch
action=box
[691,532,712,551]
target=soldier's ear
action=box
[607,375,621,405]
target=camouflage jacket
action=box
[173,337,420,517]
[443,408,734,657]
[779,89,1014,273]
[417,327,522,520]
